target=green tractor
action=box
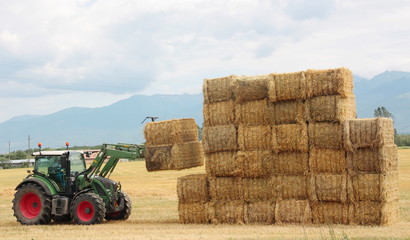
[12,143,143,225]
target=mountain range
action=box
[1,71,410,152]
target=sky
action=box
[1,0,410,123]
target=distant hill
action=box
[1,70,410,152]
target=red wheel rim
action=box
[20,193,41,219]
[77,201,95,222]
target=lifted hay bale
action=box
[244,201,275,224]
[209,201,244,224]
[203,100,235,126]
[202,125,237,153]
[311,173,347,202]
[308,122,344,149]
[209,177,243,201]
[269,71,307,102]
[311,201,349,224]
[237,150,274,178]
[278,175,310,200]
[203,75,236,103]
[309,148,346,174]
[307,95,356,122]
[179,202,209,224]
[243,177,278,202]
[145,141,204,171]
[344,118,395,150]
[273,152,309,175]
[144,118,199,146]
[177,174,208,203]
[272,123,308,152]
[347,171,399,202]
[275,200,311,224]
[233,75,271,103]
[346,145,398,173]
[274,100,307,125]
[350,200,399,225]
[205,151,242,177]
[238,125,272,151]
[305,68,353,98]
[235,99,274,126]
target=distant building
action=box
[0,159,35,168]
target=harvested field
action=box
[202,125,237,153]
[205,151,242,177]
[308,122,344,149]
[309,148,346,174]
[144,118,198,146]
[346,145,398,173]
[272,123,308,152]
[269,71,307,102]
[203,100,235,126]
[233,75,270,103]
[203,75,236,103]
[305,68,353,98]
[307,95,356,122]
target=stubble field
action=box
[1,149,410,240]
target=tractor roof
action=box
[31,150,83,156]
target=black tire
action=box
[105,192,132,220]
[12,183,52,225]
[71,192,105,225]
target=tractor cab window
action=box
[34,156,61,175]
[69,151,86,176]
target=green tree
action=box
[374,106,394,119]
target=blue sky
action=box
[0,0,409,122]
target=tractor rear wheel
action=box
[12,183,52,225]
[105,192,132,220]
[71,192,105,225]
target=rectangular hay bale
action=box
[179,202,209,224]
[233,75,271,103]
[237,150,274,178]
[278,175,310,200]
[203,100,235,126]
[235,99,274,126]
[305,68,353,98]
[350,200,399,225]
[307,95,356,122]
[272,123,308,152]
[347,145,398,173]
[209,177,243,201]
[203,75,236,103]
[243,177,277,202]
[269,71,307,102]
[244,201,275,224]
[309,148,346,174]
[274,152,309,175]
[202,125,237,153]
[205,151,242,177]
[311,201,349,224]
[144,118,198,146]
[274,100,307,125]
[238,125,272,151]
[311,173,347,202]
[345,118,395,150]
[177,174,208,203]
[209,201,244,224]
[275,200,312,224]
[308,122,344,149]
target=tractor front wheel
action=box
[105,192,132,220]
[71,192,105,225]
[12,183,52,225]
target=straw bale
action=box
[238,150,274,178]
[235,99,274,126]
[347,172,399,203]
[205,151,242,177]
[203,75,236,103]
[278,175,310,200]
[202,125,237,153]
[178,202,209,224]
[344,118,395,150]
[275,200,312,224]
[274,152,309,175]
[308,122,344,149]
[347,145,398,173]
[203,100,235,126]
[238,125,272,151]
[269,71,307,102]
[274,100,307,125]
[307,95,356,122]
[145,142,204,171]
[233,75,271,103]
[312,173,347,202]
[244,201,275,224]
[177,174,208,203]
[305,68,353,98]
[209,177,243,201]
[272,123,308,152]
[350,200,399,225]
[243,177,278,202]
[311,201,349,224]
[144,118,198,146]
[309,148,346,174]
[209,201,244,224]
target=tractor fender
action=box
[70,188,93,209]
[15,178,55,196]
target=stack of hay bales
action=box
[176,68,399,225]
[144,118,204,171]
